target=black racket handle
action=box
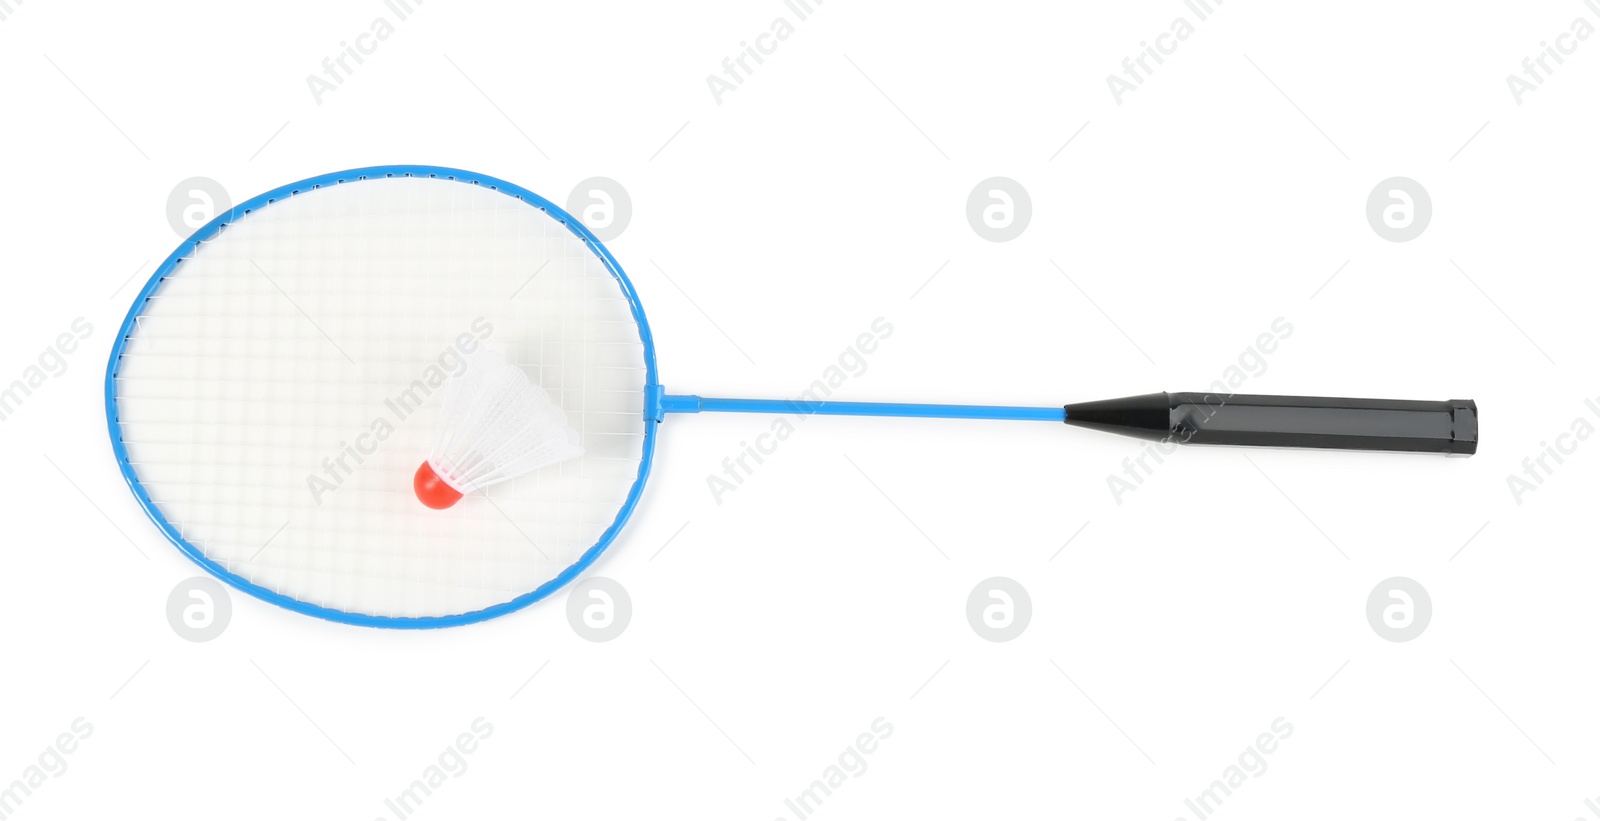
[1064,393,1478,455]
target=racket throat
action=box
[647,387,704,419]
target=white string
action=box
[115,175,648,619]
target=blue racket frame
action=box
[106,166,662,629]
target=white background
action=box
[2,1,1598,818]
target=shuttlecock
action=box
[414,347,583,509]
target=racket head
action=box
[105,166,659,628]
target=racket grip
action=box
[1064,392,1478,455]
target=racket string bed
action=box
[113,174,649,621]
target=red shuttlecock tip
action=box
[414,461,464,509]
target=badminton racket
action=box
[106,166,1477,627]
